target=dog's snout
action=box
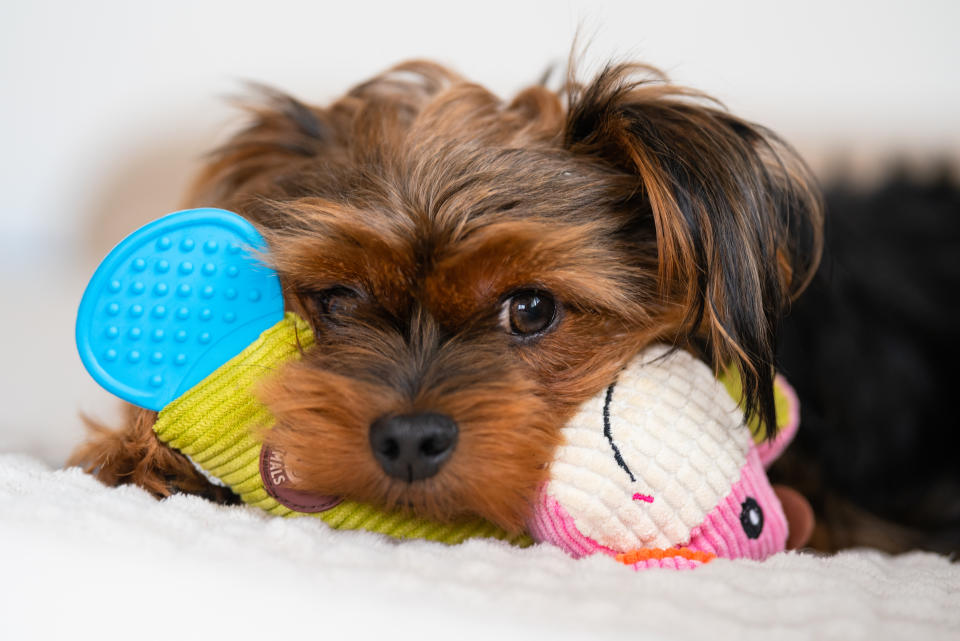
[369,412,458,482]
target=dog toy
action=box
[76,208,524,545]
[75,208,285,411]
[76,208,809,565]
[526,346,806,568]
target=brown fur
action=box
[71,59,822,533]
[67,404,238,504]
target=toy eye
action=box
[307,286,361,322]
[739,497,764,539]
[501,289,558,337]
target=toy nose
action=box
[369,412,458,482]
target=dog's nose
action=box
[369,412,458,482]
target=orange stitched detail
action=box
[615,547,716,565]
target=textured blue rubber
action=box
[76,208,285,411]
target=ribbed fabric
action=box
[756,375,800,467]
[154,312,530,547]
[528,487,715,569]
[615,547,715,566]
[538,346,757,553]
[528,448,787,569]
[527,345,795,570]
[718,366,796,443]
[685,448,788,560]
[626,556,704,570]
[527,492,616,558]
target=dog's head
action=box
[189,60,822,531]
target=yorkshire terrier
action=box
[71,60,823,535]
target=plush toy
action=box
[76,208,810,568]
[527,346,804,569]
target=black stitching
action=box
[603,382,636,482]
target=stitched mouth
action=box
[615,547,716,565]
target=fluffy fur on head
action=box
[73,59,822,532]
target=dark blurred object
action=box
[775,166,960,554]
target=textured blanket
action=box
[1,453,957,641]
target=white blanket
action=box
[1,454,957,641]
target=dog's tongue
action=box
[260,445,343,513]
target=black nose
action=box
[369,412,458,482]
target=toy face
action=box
[528,346,788,564]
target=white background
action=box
[1,0,958,462]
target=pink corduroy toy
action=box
[526,345,812,569]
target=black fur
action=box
[775,167,960,553]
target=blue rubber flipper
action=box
[76,208,285,411]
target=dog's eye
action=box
[501,290,557,337]
[308,286,360,321]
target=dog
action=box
[70,59,823,535]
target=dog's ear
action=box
[564,64,823,436]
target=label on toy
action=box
[260,445,343,513]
